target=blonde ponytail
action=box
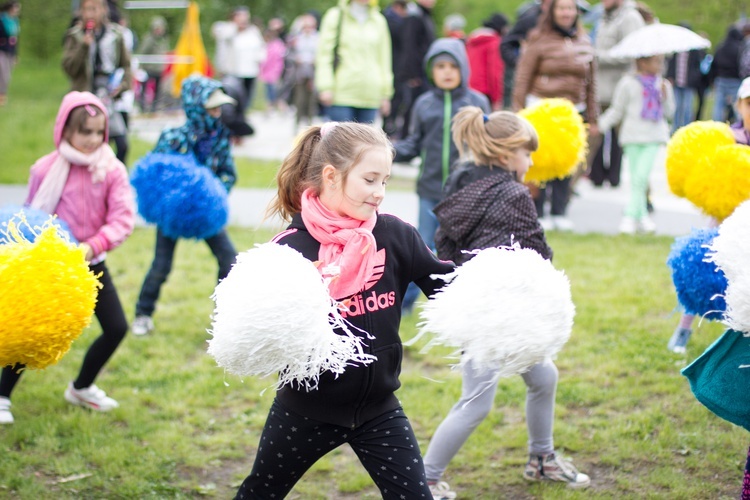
[452,107,539,167]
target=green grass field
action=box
[0,227,745,499]
[1,57,746,499]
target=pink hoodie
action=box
[259,38,286,84]
[25,91,135,259]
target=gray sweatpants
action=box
[423,358,559,482]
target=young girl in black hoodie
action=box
[233,122,454,499]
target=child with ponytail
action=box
[233,122,455,499]
[421,107,590,497]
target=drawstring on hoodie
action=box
[442,90,452,185]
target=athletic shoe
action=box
[551,216,574,232]
[429,481,457,499]
[539,217,554,232]
[132,315,154,336]
[64,383,119,412]
[0,397,13,424]
[618,216,637,235]
[668,327,693,354]
[638,216,656,233]
[524,452,590,489]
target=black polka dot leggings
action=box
[234,399,433,499]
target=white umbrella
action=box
[608,23,711,59]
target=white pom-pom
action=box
[706,200,750,334]
[417,246,575,377]
[207,243,375,390]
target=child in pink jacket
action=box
[260,28,287,112]
[0,91,135,425]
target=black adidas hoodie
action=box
[273,213,454,428]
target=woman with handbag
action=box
[512,0,597,232]
[315,0,393,123]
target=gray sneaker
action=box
[668,327,692,354]
[428,481,456,499]
[132,315,154,336]
[524,452,590,489]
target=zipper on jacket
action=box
[351,312,375,428]
[442,90,452,184]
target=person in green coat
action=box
[315,0,393,123]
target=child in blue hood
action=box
[394,38,490,312]
[132,76,238,336]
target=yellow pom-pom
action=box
[683,144,750,221]
[518,98,588,184]
[666,121,734,198]
[0,224,100,369]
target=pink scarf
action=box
[300,188,378,300]
[30,141,118,214]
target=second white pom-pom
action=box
[707,199,750,334]
[417,246,575,377]
[207,243,375,390]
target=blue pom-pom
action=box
[0,205,78,244]
[130,153,229,239]
[667,227,727,320]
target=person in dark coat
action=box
[666,23,704,133]
[393,0,436,138]
[709,25,745,123]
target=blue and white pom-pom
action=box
[207,243,375,390]
[0,205,77,244]
[130,153,229,239]
[667,227,727,321]
[706,200,750,334]
[415,246,575,377]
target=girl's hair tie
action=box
[320,122,338,137]
[483,114,489,123]
[84,104,97,117]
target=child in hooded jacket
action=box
[233,122,454,499]
[421,107,590,497]
[0,91,135,424]
[394,37,490,312]
[132,76,238,336]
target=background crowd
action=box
[4,0,741,233]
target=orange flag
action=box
[171,1,213,96]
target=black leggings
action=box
[0,262,128,398]
[235,399,433,499]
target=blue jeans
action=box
[403,197,439,312]
[326,105,378,123]
[264,81,278,104]
[711,77,741,123]
[135,228,236,317]
[671,86,695,134]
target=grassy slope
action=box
[0,228,744,498]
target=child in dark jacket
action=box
[394,37,490,311]
[132,76,238,336]
[233,122,455,499]
[421,106,590,496]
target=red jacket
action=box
[466,28,504,108]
